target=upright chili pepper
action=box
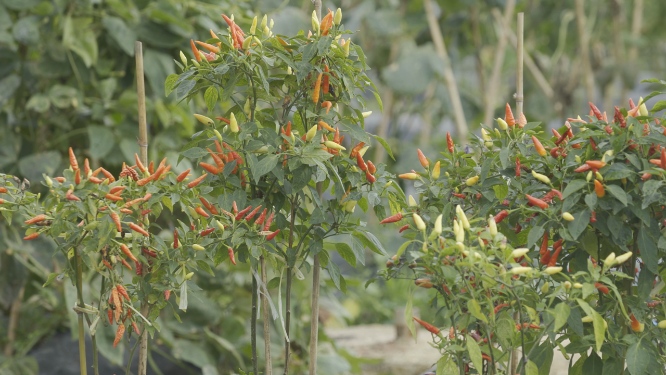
[540,233,549,256]
[323,65,330,94]
[548,246,562,267]
[532,136,547,156]
[589,102,603,121]
[540,250,552,265]
[244,205,263,221]
[254,209,268,226]
[614,106,626,128]
[313,73,323,103]
[505,103,516,127]
[417,149,429,167]
[263,212,274,231]
[69,147,79,170]
[446,132,454,153]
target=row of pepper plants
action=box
[378,93,666,374]
[0,8,391,375]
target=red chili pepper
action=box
[229,248,235,266]
[187,173,207,188]
[590,211,597,223]
[574,164,591,173]
[263,212,274,231]
[135,260,142,276]
[23,232,39,240]
[25,214,47,224]
[254,209,268,226]
[266,230,280,241]
[494,303,509,314]
[235,205,253,221]
[128,223,149,237]
[69,147,79,170]
[595,283,609,294]
[525,194,548,209]
[117,285,130,301]
[516,157,521,177]
[594,180,605,198]
[120,258,132,270]
[367,160,377,174]
[113,324,125,348]
[323,65,330,94]
[494,210,508,224]
[350,142,366,158]
[590,137,597,150]
[200,227,215,236]
[399,224,410,233]
[586,160,606,169]
[413,317,440,334]
[446,132,454,153]
[642,173,652,181]
[550,147,561,158]
[540,250,551,265]
[380,212,403,224]
[589,102,603,121]
[356,153,367,171]
[120,244,137,262]
[417,149,429,168]
[547,246,562,267]
[365,170,376,183]
[165,290,171,300]
[452,193,467,199]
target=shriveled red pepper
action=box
[399,224,410,233]
[515,157,521,177]
[614,106,626,128]
[452,193,467,199]
[113,324,125,348]
[446,132,454,153]
[589,102,603,121]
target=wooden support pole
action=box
[515,13,524,117]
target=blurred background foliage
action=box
[2,0,666,373]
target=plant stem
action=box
[283,197,297,375]
[251,265,259,375]
[4,284,24,357]
[125,330,142,375]
[74,244,87,375]
[261,255,272,375]
[308,255,320,375]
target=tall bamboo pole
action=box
[575,0,595,102]
[135,40,149,375]
[261,256,272,374]
[483,0,516,128]
[423,0,467,142]
[309,4,322,374]
[515,13,524,117]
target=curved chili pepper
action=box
[525,194,548,209]
[413,317,440,334]
[266,230,280,241]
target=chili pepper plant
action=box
[165,8,389,375]
[377,95,666,374]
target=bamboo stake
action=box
[4,285,24,357]
[470,5,487,109]
[515,13,524,117]
[574,0,595,102]
[423,0,467,142]
[623,0,643,101]
[261,256,272,375]
[135,40,150,375]
[483,0,516,129]
[491,9,555,100]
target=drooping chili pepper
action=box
[164,290,171,300]
[446,132,454,153]
[103,259,114,270]
[129,223,149,237]
[452,193,467,199]
[187,173,207,188]
[135,260,142,276]
[266,230,280,241]
[586,160,606,169]
[413,317,440,334]
[525,194,548,209]
[595,283,610,295]
[69,147,79,170]
[380,212,403,224]
[356,153,367,171]
[199,162,219,175]
[550,147,560,158]
[367,161,377,174]
[195,206,210,218]
[532,136,547,156]
[120,244,137,262]
[313,73,323,103]
[417,149,429,168]
[589,102,603,121]
[121,258,132,270]
[365,170,376,183]
[117,285,130,301]
[398,224,410,233]
[111,288,121,322]
[590,211,597,223]
[113,324,125,348]
[493,210,508,224]
[110,212,122,232]
[594,180,605,198]
[323,65,330,94]
[23,233,39,240]
[516,157,521,177]
[494,303,510,315]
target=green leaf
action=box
[181,147,209,159]
[395,240,414,258]
[62,17,98,67]
[525,360,539,375]
[196,260,214,277]
[43,272,59,287]
[568,210,590,240]
[496,311,514,349]
[650,100,666,113]
[327,261,342,290]
[626,339,649,375]
[372,134,394,160]
[576,299,605,352]
[493,184,508,200]
[562,180,587,199]
[338,120,370,143]
[638,225,658,273]
[162,195,173,213]
[251,154,279,182]
[582,351,603,375]
[465,335,483,374]
[88,126,114,159]
[467,299,488,323]
[335,243,356,267]
[436,356,458,375]
[372,90,383,113]
[0,74,21,107]
[350,235,366,266]
[527,225,545,249]
[354,230,388,256]
[102,16,136,56]
[18,151,61,183]
[550,303,570,331]
[204,86,218,112]
[602,358,623,375]
[606,185,627,206]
